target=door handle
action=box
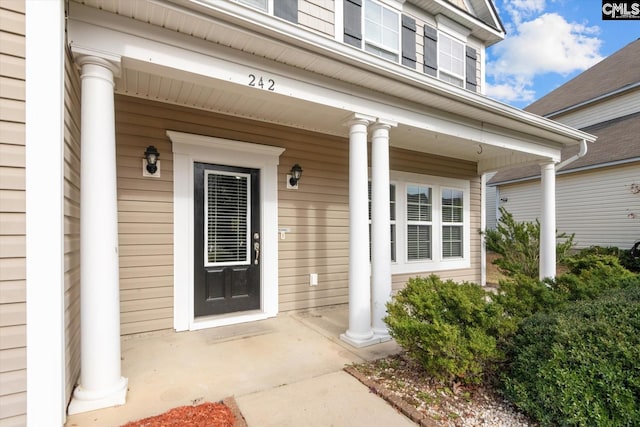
[254,241,260,265]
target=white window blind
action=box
[407,184,432,260]
[205,171,250,265]
[237,0,268,11]
[438,33,465,87]
[368,183,397,262]
[364,0,400,61]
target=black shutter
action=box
[344,0,362,48]
[465,46,478,91]
[274,0,298,23]
[423,25,437,77]
[401,15,416,68]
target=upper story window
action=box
[238,0,267,11]
[438,33,465,87]
[363,0,400,61]
[235,0,297,23]
[424,25,478,91]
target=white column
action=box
[539,162,557,280]
[340,115,378,348]
[370,120,396,340]
[68,54,128,414]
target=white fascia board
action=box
[68,17,573,162]
[71,2,592,148]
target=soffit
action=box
[69,0,592,172]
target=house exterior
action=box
[488,39,640,250]
[0,0,595,425]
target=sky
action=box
[486,0,640,109]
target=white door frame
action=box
[169,131,284,331]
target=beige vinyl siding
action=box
[299,0,334,37]
[115,98,175,336]
[497,163,640,250]
[113,95,482,329]
[63,46,82,408]
[0,2,26,425]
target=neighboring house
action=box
[0,1,594,425]
[488,39,640,250]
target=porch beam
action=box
[67,53,128,415]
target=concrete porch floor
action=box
[64,304,417,426]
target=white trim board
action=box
[169,131,285,331]
[25,0,67,424]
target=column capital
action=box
[538,160,558,169]
[370,118,398,130]
[344,112,376,128]
[72,46,122,78]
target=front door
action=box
[194,162,261,316]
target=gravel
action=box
[346,353,537,427]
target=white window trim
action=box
[363,0,401,60]
[438,32,465,87]
[170,131,284,331]
[236,0,272,14]
[390,170,471,275]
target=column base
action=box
[372,327,392,343]
[340,331,380,348]
[67,376,128,415]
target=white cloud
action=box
[487,6,603,105]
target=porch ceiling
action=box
[70,0,595,173]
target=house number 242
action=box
[248,74,275,91]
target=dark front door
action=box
[194,162,260,316]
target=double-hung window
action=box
[442,189,464,258]
[438,33,465,87]
[368,182,397,262]
[367,171,471,274]
[406,185,432,261]
[363,0,400,61]
[234,0,298,23]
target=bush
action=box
[384,275,509,384]
[553,253,640,301]
[484,207,574,279]
[501,286,640,426]
[574,245,640,273]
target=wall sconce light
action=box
[143,145,160,177]
[287,164,303,189]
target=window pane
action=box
[407,185,431,221]
[364,0,399,57]
[390,184,396,220]
[439,33,464,79]
[205,172,249,264]
[390,224,396,262]
[408,224,431,260]
[237,0,267,11]
[442,189,463,222]
[443,225,463,257]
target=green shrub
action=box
[553,253,640,301]
[484,207,574,279]
[574,245,640,273]
[501,286,640,426]
[493,274,564,325]
[384,275,509,384]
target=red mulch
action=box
[121,401,240,427]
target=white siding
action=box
[497,163,640,250]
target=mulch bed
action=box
[121,397,247,427]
